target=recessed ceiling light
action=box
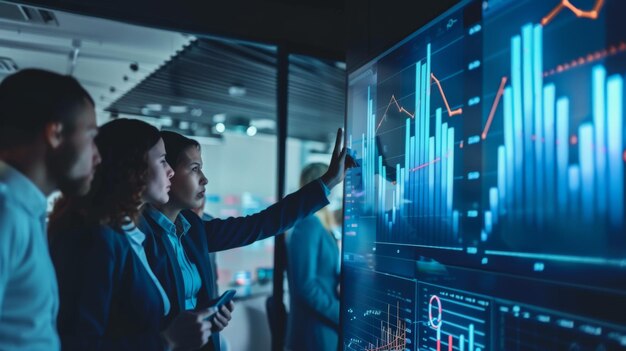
[228,85,246,97]
[215,123,226,133]
[169,105,188,114]
[160,116,173,127]
[246,125,257,137]
[250,119,276,130]
[145,104,162,112]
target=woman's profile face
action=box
[143,138,174,205]
[168,145,208,210]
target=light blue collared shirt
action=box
[0,161,60,351]
[145,205,202,310]
[122,222,171,316]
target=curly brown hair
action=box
[49,118,161,234]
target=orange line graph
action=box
[376,95,415,132]
[431,73,463,117]
[482,76,508,140]
[375,73,463,132]
[365,302,407,351]
[543,42,626,78]
[411,157,442,172]
[541,0,604,26]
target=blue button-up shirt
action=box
[145,205,202,310]
[0,161,60,351]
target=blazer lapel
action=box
[141,213,186,313]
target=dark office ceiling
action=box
[11,0,346,61]
[106,38,346,142]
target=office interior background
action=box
[0,0,625,350]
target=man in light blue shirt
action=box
[0,69,101,350]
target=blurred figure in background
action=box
[285,162,340,351]
[0,69,100,351]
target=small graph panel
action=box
[343,267,417,351]
[418,283,491,351]
[497,301,626,350]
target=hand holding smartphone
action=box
[205,289,236,321]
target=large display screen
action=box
[342,0,626,349]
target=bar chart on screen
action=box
[353,12,471,249]
[419,283,491,351]
[479,0,626,264]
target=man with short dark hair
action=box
[0,69,101,350]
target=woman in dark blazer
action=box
[138,130,353,351]
[286,163,340,351]
[49,119,215,351]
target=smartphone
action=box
[210,289,236,310]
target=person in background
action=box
[285,163,340,351]
[0,69,101,351]
[48,119,216,351]
[139,129,353,351]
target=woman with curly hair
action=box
[49,119,215,351]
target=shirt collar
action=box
[144,204,191,238]
[0,160,47,217]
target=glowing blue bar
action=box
[415,62,422,220]
[592,66,607,217]
[442,123,448,220]
[556,97,569,216]
[426,43,431,127]
[607,75,624,227]
[415,61,421,221]
[453,210,459,237]
[379,155,384,224]
[361,132,366,202]
[522,24,535,222]
[368,86,376,213]
[410,135,416,220]
[460,334,465,351]
[503,87,514,212]
[533,24,543,225]
[396,163,401,215]
[421,63,429,219]
[579,123,595,223]
[511,35,524,216]
[392,191,396,224]
[423,64,430,219]
[447,128,455,216]
[484,211,493,236]
[425,43,432,222]
[490,187,499,225]
[429,137,435,220]
[543,84,556,217]
[405,118,410,218]
[435,108,442,219]
[568,165,580,217]
[497,146,506,215]
[469,323,475,351]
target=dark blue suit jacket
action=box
[50,224,168,351]
[140,180,329,350]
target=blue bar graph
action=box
[485,22,626,236]
[355,41,462,246]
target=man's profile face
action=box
[49,99,101,196]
